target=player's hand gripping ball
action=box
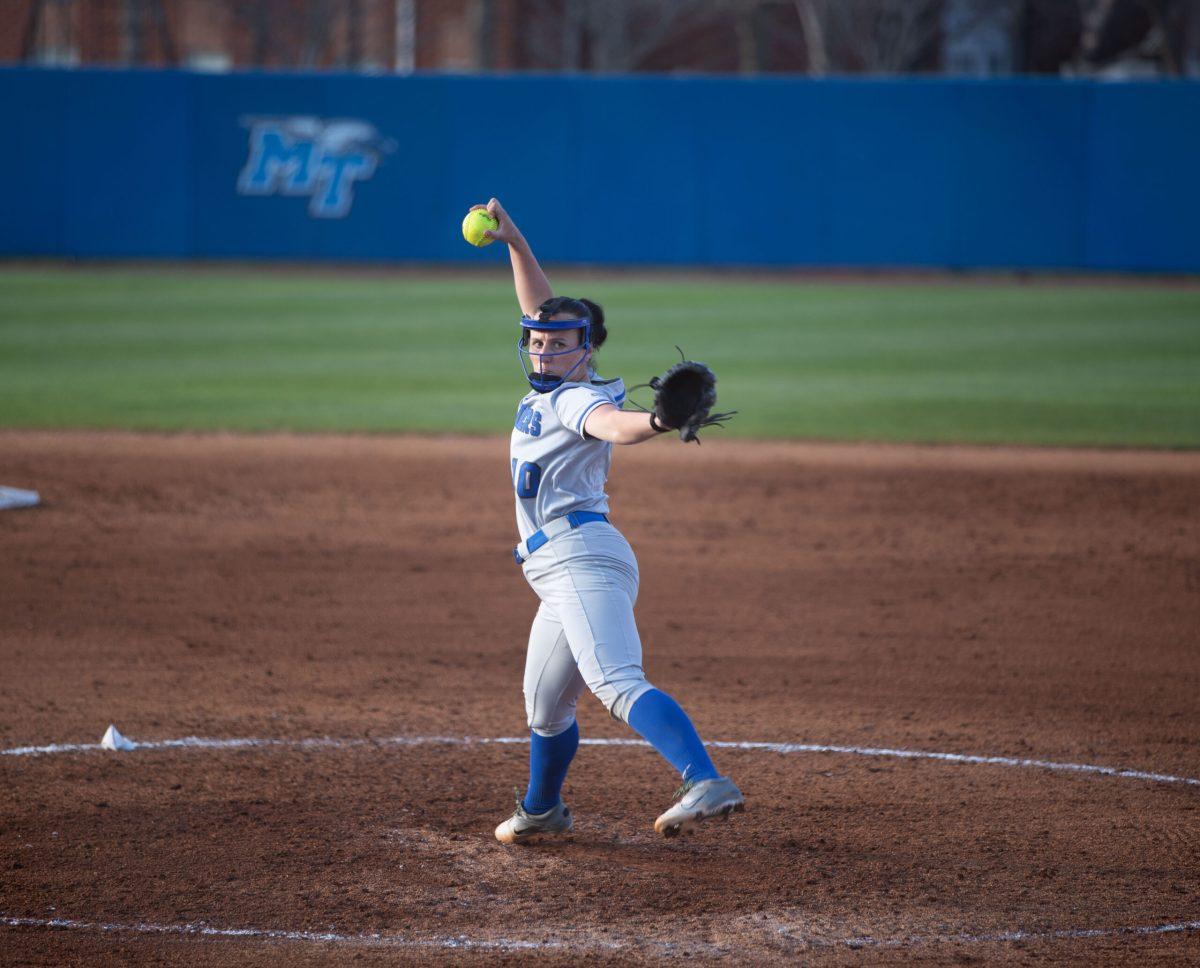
[462,208,498,247]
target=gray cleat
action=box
[494,793,574,845]
[654,776,745,837]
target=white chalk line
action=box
[3,732,1198,788]
[0,914,581,951]
[2,913,1197,953]
[3,731,1198,954]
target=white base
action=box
[100,725,136,751]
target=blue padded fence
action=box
[2,67,1196,271]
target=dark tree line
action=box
[15,0,1200,76]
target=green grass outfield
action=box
[2,267,1198,447]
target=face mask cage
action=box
[517,316,591,393]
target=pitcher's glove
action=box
[647,350,737,444]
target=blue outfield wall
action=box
[2,67,1197,271]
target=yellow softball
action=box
[462,209,498,247]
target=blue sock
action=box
[523,720,579,814]
[627,688,719,784]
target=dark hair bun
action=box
[579,298,607,350]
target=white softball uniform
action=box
[510,375,655,736]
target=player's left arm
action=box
[583,404,664,445]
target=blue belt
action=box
[514,511,609,564]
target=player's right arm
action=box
[472,197,552,317]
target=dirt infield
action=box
[2,431,1198,965]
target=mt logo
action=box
[237,115,394,218]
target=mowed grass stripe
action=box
[1,268,1197,445]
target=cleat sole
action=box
[653,778,746,838]
[656,799,744,838]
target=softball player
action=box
[474,198,745,843]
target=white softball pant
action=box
[520,521,655,737]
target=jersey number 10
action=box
[512,459,542,499]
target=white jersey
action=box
[510,375,627,542]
